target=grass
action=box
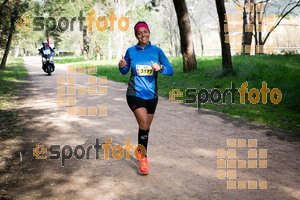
[55,56,85,64]
[0,58,28,140]
[59,55,300,136]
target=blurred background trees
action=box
[0,0,299,70]
[0,0,29,68]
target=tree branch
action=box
[263,0,300,44]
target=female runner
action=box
[118,21,173,174]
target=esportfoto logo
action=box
[217,139,268,190]
[17,9,129,33]
[57,65,107,116]
[33,138,146,167]
[169,81,282,106]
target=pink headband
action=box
[134,23,150,36]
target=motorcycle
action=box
[38,47,55,76]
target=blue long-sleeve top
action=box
[119,42,173,100]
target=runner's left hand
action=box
[151,61,161,71]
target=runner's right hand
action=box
[118,54,127,68]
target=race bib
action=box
[43,49,51,54]
[136,65,153,76]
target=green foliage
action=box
[0,0,30,51]
[0,58,27,101]
[0,58,27,140]
[165,55,300,132]
[10,1,46,57]
[33,0,98,42]
[145,0,162,11]
[16,0,171,58]
[55,56,85,64]
[68,55,300,133]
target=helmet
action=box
[42,40,48,45]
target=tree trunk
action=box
[108,31,112,60]
[242,0,247,54]
[14,39,24,58]
[117,31,124,57]
[174,30,179,57]
[169,20,173,56]
[261,1,300,48]
[246,2,254,47]
[1,15,15,69]
[94,41,103,60]
[200,31,204,57]
[190,14,204,57]
[242,0,255,55]
[173,0,197,72]
[215,0,232,70]
[82,25,88,61]
[116,0,124,57]
[253,3,258,54]
[258,13,263,54]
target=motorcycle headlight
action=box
[42,57,46,61]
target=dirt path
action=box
[0,57,299,200]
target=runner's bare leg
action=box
[134,107,149,130]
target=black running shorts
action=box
[126,95,158,114]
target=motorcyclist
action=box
[39,40,54,56]
[39,40,55,73]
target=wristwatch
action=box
[160,65,165,71]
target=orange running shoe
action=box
[137,150,142,164]
[139,157,149,175]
